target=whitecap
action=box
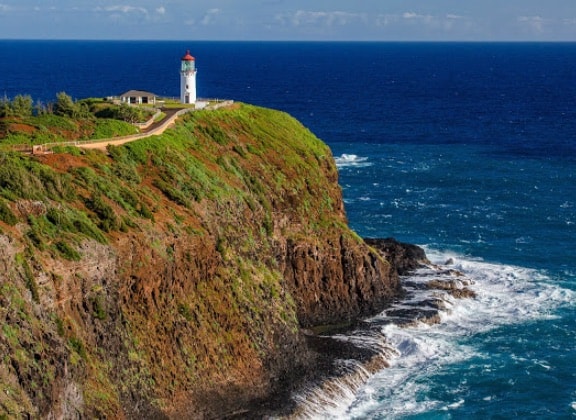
[298,249,576,419]
[334,154,372,168]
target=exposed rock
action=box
[0,104,423,419]
[365,238,429,275]
[427,279,477,299]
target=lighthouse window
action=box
[186,85,189,89]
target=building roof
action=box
[119,90,157,98]
[181,50,195,61]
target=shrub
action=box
[68,337,87,360]
[85,194,119,232]
[54,92,78,118]
[45,207,107,244]
[15,253,39,303]
[0,199,17,225]
[152,179,190,207]
[11,94,34,118]
[55,240,82,261]
[92,119,138,139]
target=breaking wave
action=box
[334,154,372,168]
[291,249,576,419]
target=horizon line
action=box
[2,38,576,44]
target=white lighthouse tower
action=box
[180,50,197,104]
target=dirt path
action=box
[27,100,234,154]
[78,108,187,151]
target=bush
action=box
[85,194,119,232]
[53,92,78,117]
[92,119,138,139]
[11,95,33,117]
[0,154,74,201]
[0,199,17,225]
[55,241,81,261]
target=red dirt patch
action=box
[0,121,37,138]
[9,123,36,134]
[35,153,90,173]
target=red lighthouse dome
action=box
[182,50,195,61]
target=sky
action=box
[1,0,575,42]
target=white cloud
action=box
[375,14,400,27]
[402,11,433,23]
[0,3,12,13]
[277,10,365,27]
[518,15,546,33]
[376,11,473,34]
[103,5,149,15]
[156,6,166,15]
[201,8,221,25]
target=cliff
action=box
[0,103,406,418]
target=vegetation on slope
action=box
[0,102,369,418]
[0,93,152,148]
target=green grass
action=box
[0,198,17,225]
[92,119,138,139]
[0,101,367,419]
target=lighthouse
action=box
[180,50,197,104]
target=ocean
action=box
[1,40,575,418]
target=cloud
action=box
[276,10,365,27]
[92,4,173,23]
[375,11,475,35]
[375,14,400,27]
[518,15,546,33]
[402,11,434,23]
[201,8,221,25]
[102,5,149,16]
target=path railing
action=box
[8,100,234,154]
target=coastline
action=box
[240,238,477,419]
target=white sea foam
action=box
[334,154,372,168]
[293,249,576,419]
[348,251,575,419]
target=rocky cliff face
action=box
[0,104,407,418]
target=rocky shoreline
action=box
[243,238,477,419]
[0,105,477,419]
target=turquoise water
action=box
[1,40,575,418]
[333,144,576,418]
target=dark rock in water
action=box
[365,237,429,275]
[427,279,477,299]
[384,308,442,326]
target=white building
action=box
[120,90,157,105]
[180,50,197,104]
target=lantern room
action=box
[181,50,195,73]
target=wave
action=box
[291,250,576,419]
[334,154,372,168]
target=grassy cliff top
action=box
[0,102,387,418]
[0,102,344,256]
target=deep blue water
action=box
[1,41,575,418]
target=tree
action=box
[11,95,33,117]
[0,95,10,118]
[54,92,78,117]
[117,103,144,124]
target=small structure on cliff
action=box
[119,90,157,105]
[180,50,197,104]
